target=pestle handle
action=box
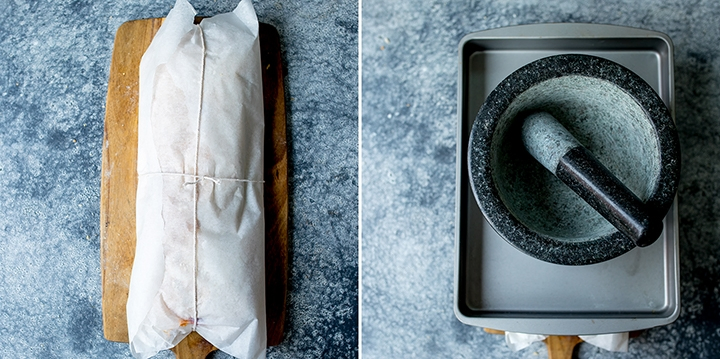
[521,112,663,247]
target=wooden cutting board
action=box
[484,329,582,359]
[100,18,288,358]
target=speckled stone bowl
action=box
[468,54,680,265]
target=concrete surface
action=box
[362,0,720,358]
[0,0,357,357]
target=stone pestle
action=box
[521,112,663,247]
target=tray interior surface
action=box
[457,32,678,332]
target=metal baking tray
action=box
[454,23,679,335]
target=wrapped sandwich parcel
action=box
[127,0,266,358]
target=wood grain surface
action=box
[545,335,583,359]
[484,328,583,359]
[100,18,288,356]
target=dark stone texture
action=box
[467,54,679,265]
[556,146,664,248]
[0,0,357,357]
[362,0,720,357]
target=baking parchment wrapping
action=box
[505,332,628,352]
[127,0,266,357]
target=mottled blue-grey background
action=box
[0,0,357,358]
[362,0,720,358]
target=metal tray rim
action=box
[454,23,679,335]
[458,22,675,44]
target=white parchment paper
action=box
[505,331,628,352]
[127,0,266,357]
